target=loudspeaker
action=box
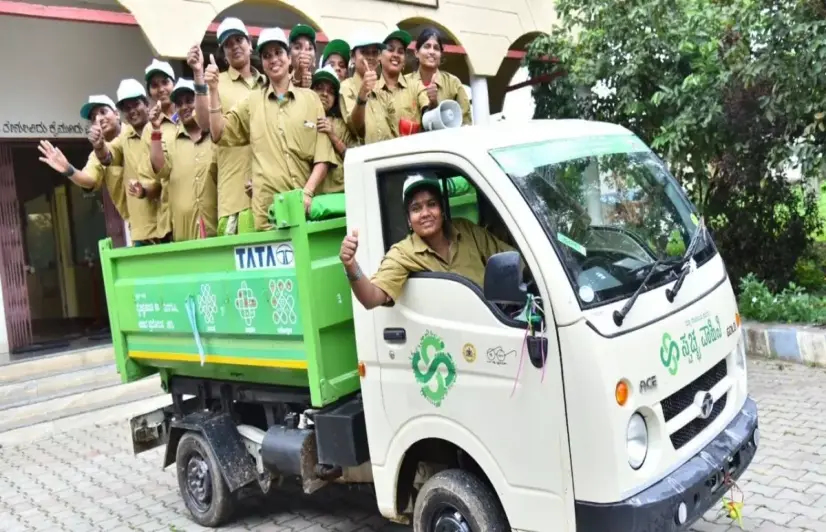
[422,100,463,131]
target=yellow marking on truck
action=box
[128,351,308,369]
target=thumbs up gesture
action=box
[359,59,377,100]
[340,228,359,267]
[186,43,204,75]
[204,53,220,90]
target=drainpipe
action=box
[470,76,490,125]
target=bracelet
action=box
[99,151,112,166]
[60,164,76,178]
[209,106,223,114]
[345,264,363,282]
[303,189,314,198]
[151,131,162,141]
[194,83,208,95]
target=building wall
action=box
[120,0,555,77]
[0,15,167,139]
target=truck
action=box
[101,119,758,531]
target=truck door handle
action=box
[383,328,406,343]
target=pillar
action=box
[470,76,491,125]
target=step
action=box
[0,345,114,385]
[0,393,173,447]
[0,375,164,434]
[0,363,122,411]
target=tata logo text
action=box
[234,243,295,271]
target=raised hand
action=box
[38,140,71,174]
[339,228,359,267]
[205,54,220,90]
[187,43,204,75]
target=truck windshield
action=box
[489,133,716,308]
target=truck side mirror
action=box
[483,251,528,306]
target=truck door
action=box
[355,153,576,532]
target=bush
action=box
[793,242,826,294]
[738,273,826,325]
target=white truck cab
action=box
[345,119,758,531]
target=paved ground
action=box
[0,358,825,532]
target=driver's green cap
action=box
[289,24,316,44]
[402,175,442,204]
[322,39,350,65]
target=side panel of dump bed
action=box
[99,206,358,407]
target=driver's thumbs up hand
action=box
[340,229,359,267]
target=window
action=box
[376,165,536,326]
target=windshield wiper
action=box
[613,258,679,326]
[665,216,707,303]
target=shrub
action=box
[738,273,826,325]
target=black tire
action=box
[175,431,236,528]
[413,469,510,532]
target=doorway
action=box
[8,141,114,353]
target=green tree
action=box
[526,0,824,290]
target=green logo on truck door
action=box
[660,313,724,375]
[411,331,457,407]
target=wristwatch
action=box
[60,164,76,178]
[356,95,368,106]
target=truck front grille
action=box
[661,359,727,422]
[670,393,727,450]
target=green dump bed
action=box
[101,185,478,408]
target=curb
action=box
[743,321,826,367]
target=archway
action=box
[488,31,549,115]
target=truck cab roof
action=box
[345,119,636,165]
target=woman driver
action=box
[339,175,516,308]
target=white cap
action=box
[217,17,249,46]
[144,59,175,84]
[79,95,116,120]
[349,29,386,52]
[402,175,441,203]
[115,79,147,107]
[256,27,289,52]
[171,78,195,102]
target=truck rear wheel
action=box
[413,469,509,532]
[176,431,235,527]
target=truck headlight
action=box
[627,412,648,470]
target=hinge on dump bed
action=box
[269,189,305,229]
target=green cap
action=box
[322,39,350,65]
[312,65,340,92]
[402,175,442,204]
[384,28,412,48]
[290,24,316,44]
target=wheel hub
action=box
[185,454,213,511]
[432,507,471,532]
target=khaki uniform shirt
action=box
[160,126,218,242]
[107,125,163,241]
[216,66,264,217]
[83,151,128,222]
[339,73,429,144]
[371,218,516,302]
[218,82,339,230]
[141,114,178,238]
[406,70,472,126]
[318,117,355,194]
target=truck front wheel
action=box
[413,469,509,532]
[176,431,235,527]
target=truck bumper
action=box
[574,396,759,532]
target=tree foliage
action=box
[526,0,826,289]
